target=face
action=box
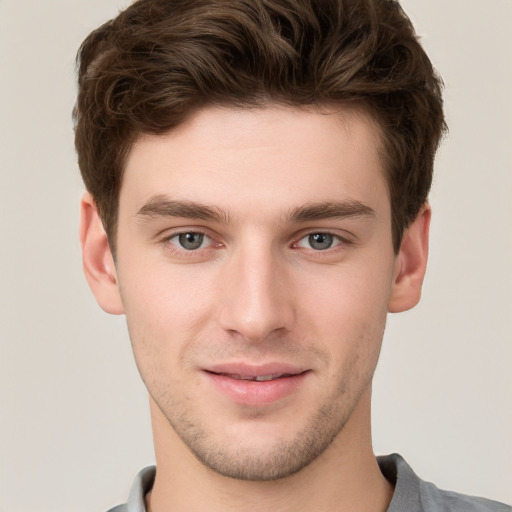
[109,106,404,480]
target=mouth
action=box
[203,364,310,406]
[208,372,299,382]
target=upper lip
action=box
[204,362,308,379]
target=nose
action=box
[218,243,295,343]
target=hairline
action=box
[104,100,400,258]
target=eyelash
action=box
[291,232,349,252]
[161,230,221,257]
[159,230,352,257]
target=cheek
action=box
[117,261,219,371]
[298,259,393,365]
[120,259,214,324]
[301,257,393,324]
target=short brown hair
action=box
[74,0,446,254]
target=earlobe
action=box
[79,193,124,315]
[388,204,431,313]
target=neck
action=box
[146,388,393,512]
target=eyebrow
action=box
[287,201,375,223]
[137,195,229,223]
[136,195,375,225]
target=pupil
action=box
[179,233,204,250]
[309,233,333,250]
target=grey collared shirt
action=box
[107,453,511,512]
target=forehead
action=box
[120,105,388,219]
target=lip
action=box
[202,362,310,406]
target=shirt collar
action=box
[122,453,421,512]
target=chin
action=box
[167,397,350,481]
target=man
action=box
[74,1,510,511]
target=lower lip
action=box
[203,371,309,406]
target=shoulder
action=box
[106,506,127,512]
[105,466,156,512]
[419,481,511,512]
[378,454,510,512]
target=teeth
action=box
[223,373,286,381]
[255,374,279,381]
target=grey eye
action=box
[178,232,205,250]
[308,233,334,250]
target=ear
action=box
[79,192,124,314]
[388,203,431,313]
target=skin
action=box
[80,105,430,512]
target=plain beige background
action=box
[0,1,511,511]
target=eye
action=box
[169,232,210,251]
[295,232,342,251]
